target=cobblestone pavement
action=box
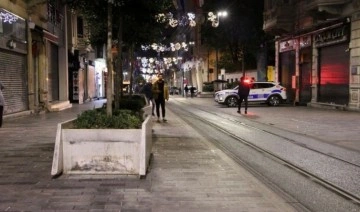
[2,96,357,211]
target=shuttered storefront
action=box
[0,50,28,114]
[318,43,349,105]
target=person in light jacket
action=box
[152,73,169,122]
[0,81,5,128]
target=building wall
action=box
[224,70,258,84]
[0,0,71,114]
[264,0,360,110]
[349,14,360,108]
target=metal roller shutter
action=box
[0,50,28,115]
[318,44,349,105]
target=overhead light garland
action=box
[137,56,183,75]
[156,12,196,28]
[156,11,224,28]
[141,41,195,52]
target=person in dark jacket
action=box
[152,73,169,122]
[237,77,251,114]
[190,86,195,98]
[140,79,155,116]
[184,84,189,97]
[0,81,5,127]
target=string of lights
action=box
[155,11,226,28]
[141,41,195,52]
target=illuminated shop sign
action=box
[300,36,311,48]
[279,39,295,52]
[314,25,349,48]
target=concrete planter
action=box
[51,105,153,177]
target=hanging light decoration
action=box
[187,13,196,27]
[156,11,225,28]
[207,12,219,27]
[142,41,194,52]
[0,11,18,24]
[155,13,167,23]
[156,12,196,28]
[174,42,181,51]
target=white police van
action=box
[214,82,287,107]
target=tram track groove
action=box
[170,99,360,208]
[175,99,360,168]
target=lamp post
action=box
[213,11,227,80]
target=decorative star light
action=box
[0,11,18,24]
[189,20,196,27]
[141,45,150,51]
[187,13,195,20]
[169,18,178,27]
[151,43,158,49]
[207,12,219,27]
[155,13,166,23]
[188,13,196,27]
[212,21,219,28]
[174,42,181,50]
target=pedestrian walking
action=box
[0,81,5,128]
[237,77,251,114]
[140,79,155,116]
[152,73,169,122]
[184,84,189,97]
[190,86,196,98]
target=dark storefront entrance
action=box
[315,24,350,105]
[299,47,312,105]
[279,50,296,103]
[48,42,59,102]
[318,44,349,105]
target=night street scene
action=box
[0,0,360,211]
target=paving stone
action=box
[0,99,299,211]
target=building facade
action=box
[264,0,360,110]
[0,0,72,115]
[0,0,106,116]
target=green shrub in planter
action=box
[121,94,147,107]
[73,108,143,129]
[104,94,147,112]
[118,98,144,112]
[203,84,214,92]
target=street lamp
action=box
[217,11,228,18]
[211,11,227,79]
